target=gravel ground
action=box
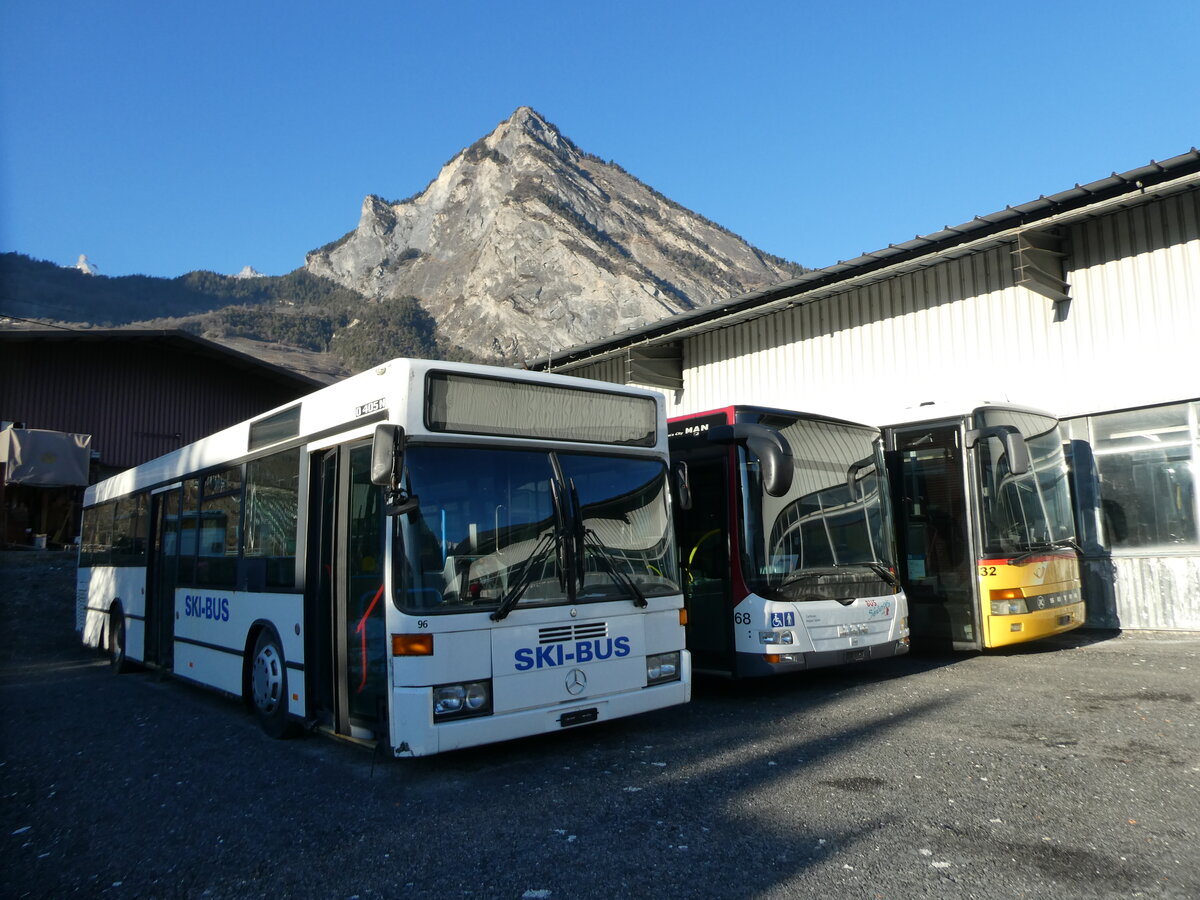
[1,551,1197,899]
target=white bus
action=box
[77,359,690,756]
[669,406,910,677]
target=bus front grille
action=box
[539,622,608,644]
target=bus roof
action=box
[84,358,667,506]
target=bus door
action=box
[888,423,980,650]
[144,488,180,669]
[308,444,388,740]
[675,448,735,671]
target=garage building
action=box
[531,150,1200,632]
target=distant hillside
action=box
[0,252,469,377]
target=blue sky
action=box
[2,1,1197,280]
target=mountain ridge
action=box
[305,107,805,362]
[3,107,807,374]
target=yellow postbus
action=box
[884,404,1083,650]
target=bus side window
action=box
[242,449,300,589]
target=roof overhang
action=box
[0,328,323,392]
[529,148,1200,372]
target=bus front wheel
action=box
[249,629,294,739]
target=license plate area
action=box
[558,708,599,728]
[844,648,867,663]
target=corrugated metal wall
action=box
[569,189,1200,425]
[562,188,1200,630]
[1,341,311,472]
[679,190,1200,425]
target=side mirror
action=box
[846,456,876,502]
[371,424,401,486]
[674,460,693,511]
[371,424,419,515]
[965,424,1031,476]
[707,423,794,497]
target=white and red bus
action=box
[669,406,909,677]
[78,359,690,756]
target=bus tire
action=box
[109,603,129,674]
[249,629,295,739]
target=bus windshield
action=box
[739,418,895,601]
[397,446,680,613]
[974,410,1077,557]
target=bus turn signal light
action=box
[990,587,1026,601]
[392,634,433,656]
[679,609,688,626]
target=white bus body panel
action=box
[731,589,910,673]
[388,600,690,757]
[78,566,147,656]
[172,589,305,714]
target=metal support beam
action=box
[627,343,682,390]
[1013,228,1071,304]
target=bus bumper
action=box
[389,655,692,757]
[733,637,910,677]
[984,601,1086,648]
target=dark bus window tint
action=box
[243,448,300,589]
[112,494,148,566]
[177,478,201,584]
[93,502,115,566]
[195,467,242,588]
[80,503,114,566]
[248,405,300,451]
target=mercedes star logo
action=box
[565,668,587,696]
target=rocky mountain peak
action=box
[305,108,803,363]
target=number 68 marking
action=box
[734,612,752,625]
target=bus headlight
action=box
[433,680,492,721]
[759,630,795,645]
[646,652,680,686]
[990,588,1028,616]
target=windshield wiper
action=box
[491,531,556,622]
[492,477,577,621]
[1009,538,1081,567]
[580,528,648,607]
[778,562,897,588]
[778,566,843,588]
[566,479,646,608]
[859,561,900,587]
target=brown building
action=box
[1,329,322,547]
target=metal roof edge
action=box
[529,148,1200,372]
[0,327,324,391]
